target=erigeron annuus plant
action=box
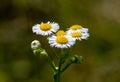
[31,21,89,82]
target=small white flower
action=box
[48,30,75,48]
[48,35,75,48]
[32,21,59,36]
[67,25,88,34]
[31,40,40,50]
[67,25,89,40]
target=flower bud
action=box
[31,40,41,50]
[70,55,84,64]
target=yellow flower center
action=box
[56,30,66,36]
[40,23,52,31]
[56,36,68,44]
[70,25,83,30]
[71,32,82,37]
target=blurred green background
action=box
[0,0,120,82]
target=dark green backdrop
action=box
[0,0,120,82]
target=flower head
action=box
[56,30,66,36]
[48,30,75,48]
[32,21,59,36]
[67,30,89,40]
[67,25,88,34]
[31,40,41,50]
[70,25,83,30]
[67,25,89,40]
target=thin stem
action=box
[52,48,59,59]
[47,55,57,72]
[53,49,64,82]
[53,58,62,82]
[54,73,57,82]
[61,61,73,73]
[57,62,62,82]
[57,49,64,82]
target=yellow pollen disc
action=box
[71,32,82,37]
[70,25,83,30]
[56,30,66,36]
[40,23,52,31]
[56,36,68,44]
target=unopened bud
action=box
[31,40,41,50]
[70,55,84,64]
[70,57,76,63]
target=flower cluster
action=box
[32,21,89,48]
[31,21,89,82]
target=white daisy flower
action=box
[32,21,59,36]
[69,25,83,30]
[67,30,89,40]
[56,30,66,36]
[31,40,40,50]
[48,30,75,48]
[67,25,88,34]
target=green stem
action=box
[57,62,62,82]
[61,61,73,73]
[47,55,57,72]
[57,49,64,82]
[53,60,62,82]
[52,48,59,59]
[54,49,64,82]
[54,73,58,82]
